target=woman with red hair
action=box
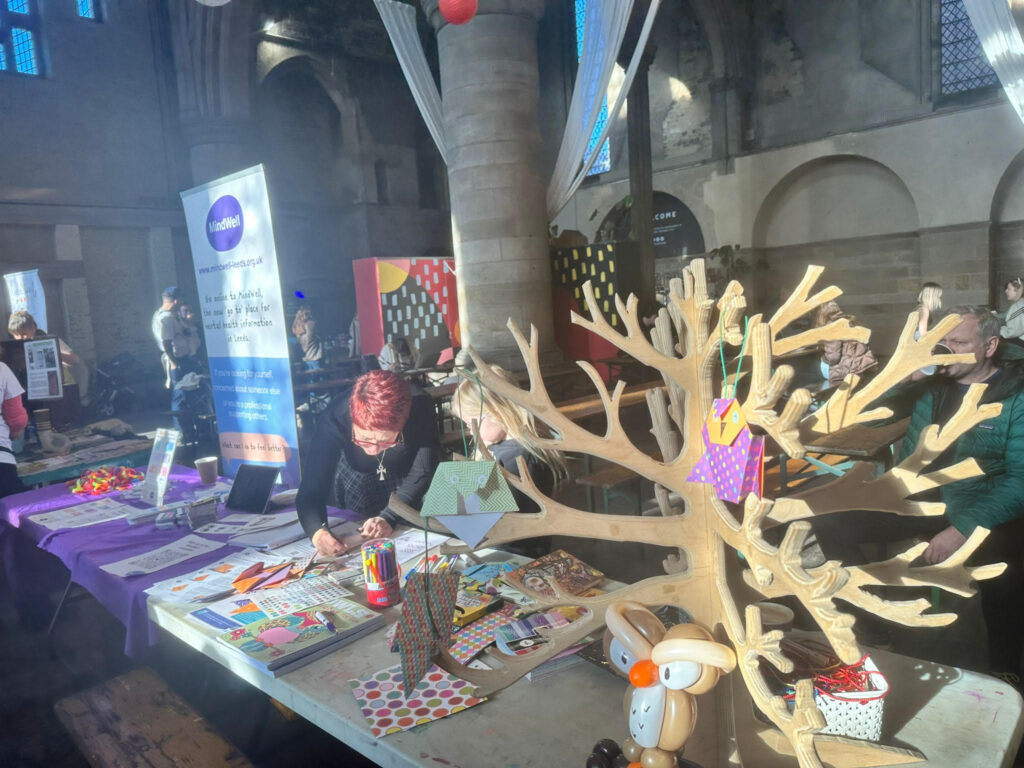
[296,370,441,555]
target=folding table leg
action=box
[46,574,75,658]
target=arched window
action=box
[574,0,611,176]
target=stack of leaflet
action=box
[216,599,385,677]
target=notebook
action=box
[216,599,385,676]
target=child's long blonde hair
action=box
[453,365,568,482]
[917,282,943,313]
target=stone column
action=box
[423,0,554,370]
[167,0,255,185]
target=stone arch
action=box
[752,155,920,354]
[989,148,1024,301]
[753,155,919,248]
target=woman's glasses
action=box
[351,430,404,450]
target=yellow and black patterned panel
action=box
[551,244,622,328]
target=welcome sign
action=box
[180,165,300,486]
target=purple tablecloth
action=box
[0,465,360,658]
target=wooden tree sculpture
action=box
[390,260,1005,768]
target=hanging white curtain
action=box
[546,0,635,219]
[559,0,662,214]
[374,0,451,165]
[962,0,1024,125]
[546,0,663,220]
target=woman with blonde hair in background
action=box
[916,282,943,338]
[451,365,568,511]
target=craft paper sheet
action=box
[248,576,354,618]
[396,572,460,694]
[188,596,268,630]
[29,498,136,530]
[145,548,267,601]
[448,605,518,663]
[101,534,226,578]
[349,664,486,737]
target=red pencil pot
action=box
[362,538,401,607]
[365,577,401,607]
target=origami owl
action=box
[686,398,764,503]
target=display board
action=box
[180,165,300,486]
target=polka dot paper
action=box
[349,663,486,737]
[448,604,518,663]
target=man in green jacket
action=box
[813,306,1024,676]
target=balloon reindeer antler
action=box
[605,601,737,768]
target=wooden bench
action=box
[54,668,253,768]
[576,462,644,514]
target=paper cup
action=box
[194,456,219,485]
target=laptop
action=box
[223,464,281,515]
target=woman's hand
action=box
[311,527,348,556]
[360,516,393,539]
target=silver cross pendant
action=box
[377,464,387,481]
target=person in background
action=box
[916,282,943,339]
[0,353,27,495]
[178,303,203,360]
[378,337,416,372]
[8,310,89,406]
[151,287,199,440]
[813,301,878,386]
[296,370,441,555]
[450,366,568,556]
[812,307,1024,679]
[1000,276,1024,342]
[291,305,323,371]
[450,365,568,509]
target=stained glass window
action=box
[574,0,611,176]
[0,0,40,75]
[940,0,998,95]
[77,0,97,20]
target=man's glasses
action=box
[351,430,404,450]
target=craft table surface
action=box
[148,546,1023,768]
[0,466,357,657]
[801,417,911,458]
[16,435,154,487]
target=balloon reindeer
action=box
[604,601,737,768]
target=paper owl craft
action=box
[686,398,764,503]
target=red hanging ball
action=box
[439,0,477,25]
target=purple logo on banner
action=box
[206,195,244,252]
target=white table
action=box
[146,557,1024,768]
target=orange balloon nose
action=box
[629,658,659,687]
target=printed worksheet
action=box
[248,576,354,618]
[145,547,268,602]
[29,498,136,531]
[102,534,225,578]
[392,528,450,564]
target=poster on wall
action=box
[4,269,46,329]
[23,338,63,401]
[179,165,300,487]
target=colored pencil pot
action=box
[365,576,402,607]
[361,538,401,607]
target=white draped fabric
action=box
[546,0,662,220]
[962,0,1024,125]
[373,0,451,166]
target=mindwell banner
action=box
[4,269,46,329]
[179,165,299,486]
